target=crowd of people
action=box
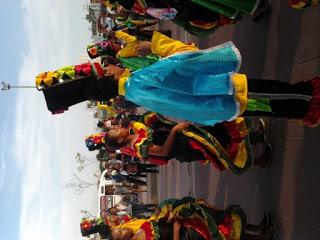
[34,0,320,239]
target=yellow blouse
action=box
[150,31,198,57]
[115,31,139,58]
[116,219,146,233]
[230,74,248,115]
[118,68,131,96]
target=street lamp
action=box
[1,81,36,91]
[1,82,10,91]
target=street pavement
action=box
[155,1,320,239]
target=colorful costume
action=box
[112,0,260,36]
[115,197,246,240]
[119,112,253,175]
[37,32,320,127]
[120,32,247,126]
[121,121,154,160]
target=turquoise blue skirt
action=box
[125,42,243,125]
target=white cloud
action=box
[14,1,100,239]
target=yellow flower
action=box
[35,71,59,87]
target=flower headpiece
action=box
[85,132,107,151]
[87,40,117,59]
[80,217,109,237]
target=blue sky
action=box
[0,2,25,240]
[0,1,100,239]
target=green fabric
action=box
[56,66,75,79]
[190,0,238,18]
[118,55,159,71]
[208,0,259,14]
[247,98,272,112]
[159,197,221,240]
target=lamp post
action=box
[1,81,36,91]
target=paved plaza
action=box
[156,2,320,239]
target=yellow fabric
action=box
[231,74,248,115]
[116,219,146,234]
[231,142,248,168]
[35,71,59,87]
[103,0,116,11]
[97,100,117,118]
[102,0,110,8]
[157,203,177,220]
[181,130,230,169]
[229,214,242,240]
[231,117,249,168]
[115,31,138,58]
[132,122,150,159]
[151,31,198,57]
[182,118,249,169]
[132,121,149,132]
[118,68,131,96]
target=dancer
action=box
[36,32,320,127]
[86,36,159,72]
[102,112,269,175]
[80,197,276,240]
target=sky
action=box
[0,1,101,239]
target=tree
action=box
[65,173,98,195]
[75,152,98,172]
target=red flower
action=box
[75,63,92,76]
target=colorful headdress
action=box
[87,40,117,59]
[80,217,110,237]
[85,132,107,151]
[35,61,120,114]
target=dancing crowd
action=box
[35,0,320,239]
